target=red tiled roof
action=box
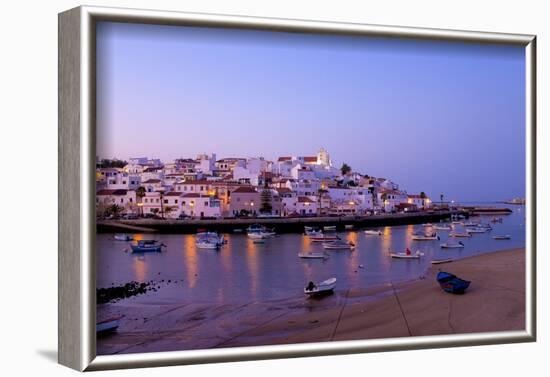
[277,156,292,162]
[408,194,425,199]
[165,192,183,197]
[303,156,317,162]
[142,179,161,184]
[298,196,315,203]
[277,187,293,193]
[97,189,128,196]
[233,186,257,193]
[182,193,208,198]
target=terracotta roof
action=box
[232,186,257,193]
[277,156,292,162]
[298,196,315,203]
[408,194,425,199]
[277,187,293,193]
[97,189,128,196]
[182,193,208,198]
[303,156,317,163]
[165,192,183,197]
[142,179,161,184]
[142,167,163,173]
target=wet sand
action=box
[97,248,525,355]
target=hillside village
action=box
[96,148,432,219]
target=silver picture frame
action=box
[58,5,537,371]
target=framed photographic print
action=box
[58,6,536,371]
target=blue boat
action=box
[436,271,471,294]
[130,239,163,253]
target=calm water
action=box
[97,205,526,304]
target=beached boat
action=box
[130,240,163,253]
[364,230,382,235]
[114,233,133,241]
[322,240,355,250]
[436,271,471,294]
[440,241,465,249]
[298,251,329,259]
[431,258,454,265]
[433,225,452,231]
[390,250,422,259]
[449,232,471,238]
[412,232,439,241]
[96,315,124,333]
[309,234,340,242]
[492,235,511,240]
[304,277,337,295]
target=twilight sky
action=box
[96,21,525,202]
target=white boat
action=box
[323,225,337,232]
[322,240,355,250]
[433,225,452,231]
[466,227,489,234]
[412,232,439,241]
[247,231,275,240]
[449,232,472,238]
[304,226,323,237]
[309,234,340,242]
[493,235,511,240]
[96,315,124,333]
[130,240,163,253]
[304,277,337,295]
[431,258,454,265]
[196,240,221,249]
[451,221,463,225]
[390,250,422,259]
[440,241,465,249]
[114,233,133,241]
[463,221,479,227]
[298,251,329,259]
[364,230,382,235]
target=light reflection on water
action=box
[97,206,526,304]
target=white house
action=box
[294,196,318,216]
[96,189,137,215]
[180,193,222,218]
[407,194,432,209]
[162,192,183,218]
[141,178,163,193]
[378,189,408,212]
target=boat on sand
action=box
[436,271,471,294]
[304,277,337,295]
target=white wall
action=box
[2,1,547,377]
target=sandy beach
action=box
[97,247,525,355]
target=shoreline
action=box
[97,247,525,355]
[97,210,467,234]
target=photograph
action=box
[94,20,527,356]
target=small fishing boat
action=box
[449,232,472,238]
[196,240,221,249]
[196,232,225,247]
[96,315,124,333]
[322,240,355,250]
[492,234,511,240]
[433,225,452,231]
[466,227,489,234]
[436,271,471,294]
[247,231,275,240]
[390,249,422,259]
[440,241,464,249]
[130,240,163,253]
[364,230,382,235]
[431,258,454,265]
[298,251,329,259]
[304,277,337,295]
[463,221,479,227]
[309,234,340,242]
[323,225,337,232]
[412,232,439,241]
[304,226,323,237]
[114,233,133,241]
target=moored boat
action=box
[436,271,471,294]
[433,225,452,231]
[449,232,472,238]
[364,229,382,235]
[390,249,422,259]
[323,225,337,232]
[196,240,221,249]
[114,233,133,241]
[247,231,275,240]
[309,234,340,242]
[298,251,329,259]
[492,234,511,240]
[466,227,489,234]
[440,241,464,249]
[96,315,124,333]
[412,232,439,241]
[304,277,337,295]
[130,240,163,253]
[322,240,355,250]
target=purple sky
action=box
[96,22,525,202]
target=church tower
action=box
[317,147,331,167]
